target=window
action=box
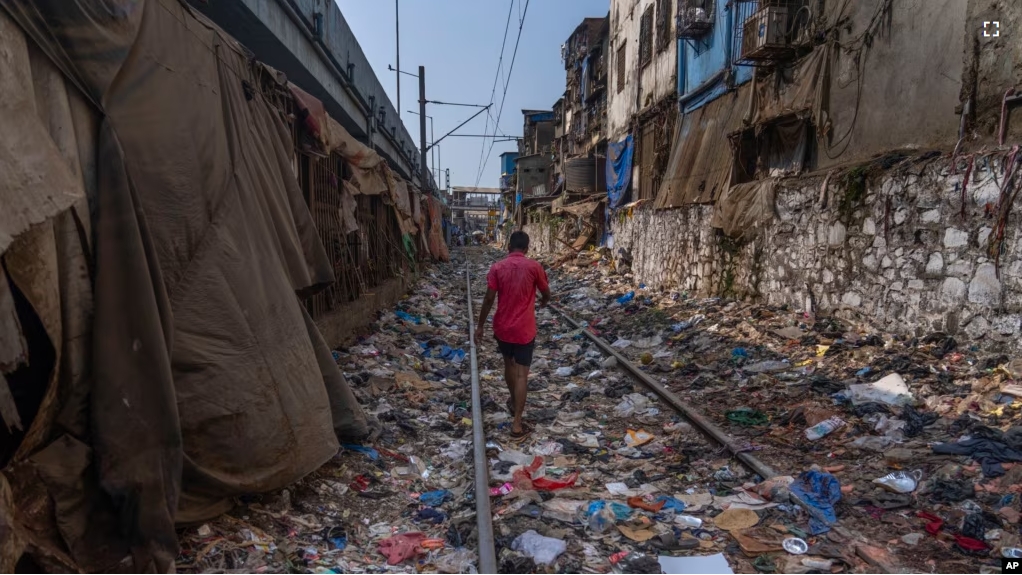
[616,42,626,93]
[639,5,653,68]
[655,0,672,52]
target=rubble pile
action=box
[177,247,1016,573]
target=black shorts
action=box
[496,338,535,367]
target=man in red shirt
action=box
[475,231,550,441]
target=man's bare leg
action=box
[512,362,529,434]
[503,355,516,409]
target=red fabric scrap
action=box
[916,511,944,535]
[378,532,427,565]
[953,534,990,553]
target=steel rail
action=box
[466,268,497,574]
[545,303,869,536]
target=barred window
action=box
[655,0,672,52]
[639,5,653,68]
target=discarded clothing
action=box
[901,405,938,437]
[931,437,1022,477]
[378,532,426,565]
[927,478,975,503]
[418,489,452,507]
[917,511,944,535]
[789,471,841,535]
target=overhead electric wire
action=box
[472,0,516,187]
[474,0,530,188]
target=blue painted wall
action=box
[524,111,556,123]
[499,152,519,176]
[677,0,755,112]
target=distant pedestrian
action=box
[474,231,550,441]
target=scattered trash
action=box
[419,489,452,507]
[675,515,703,528]
[847,373,913,406]
[657,553,735,574]
[804,416,845,440]
[790,471,842,534]
[726,407,769,426]
[377,532,426,565]
[782,537,808,554]
[176,249,1013,572]
[872,470,923,493]
[901,532,924,546]
[510,530,566,565]
[624,429,654,447]
[341,443,380,461]
[713,508,760,531]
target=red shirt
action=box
[486,252,549,344]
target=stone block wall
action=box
[522,220,560,256]
[751,156,1022,345]
[533,155,1022,347]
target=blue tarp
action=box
[606,134,634,209]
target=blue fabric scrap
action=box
[655,495,687,513]
[419,489,453,507]
[341,444,379,461]
[789,470,841,535]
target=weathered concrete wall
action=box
[517,154,551,197]
[608,0,677,140]
[819,0,966,169]
[963,0,1022,143]
[522,221,557,257]
[315,275,412,347]
[569,156,1022,347]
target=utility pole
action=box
[395,0,400,116]
[418,65,428,193]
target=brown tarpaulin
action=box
[654,86,752,208]
[0,0,369,571]
[710,178,779,239]
[425,197,450,262]
[748,43,831,133]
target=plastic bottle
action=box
[804,416,845,440]
[675,515,703,528]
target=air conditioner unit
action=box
[740,6,792,62]
[676,0,715,39]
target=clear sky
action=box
[336,0,608,188]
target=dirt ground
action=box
[177,246,1013,573]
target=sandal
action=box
[510,422,533,442]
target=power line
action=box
[473,0,515,187]
[475,0,530,188]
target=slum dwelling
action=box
[0,1,447,571]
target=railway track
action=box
[462,257,902,573]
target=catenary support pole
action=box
[395,0,400,115]
[466,269,497,574]
[419,66,428,192]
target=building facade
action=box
[522,0,1022,346]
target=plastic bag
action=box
[555,367,573,377]
[434,548,478,574]
[511,530,566,565]
[624,429,654,447]
[847,373,913,406]
[614,393,650,417]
